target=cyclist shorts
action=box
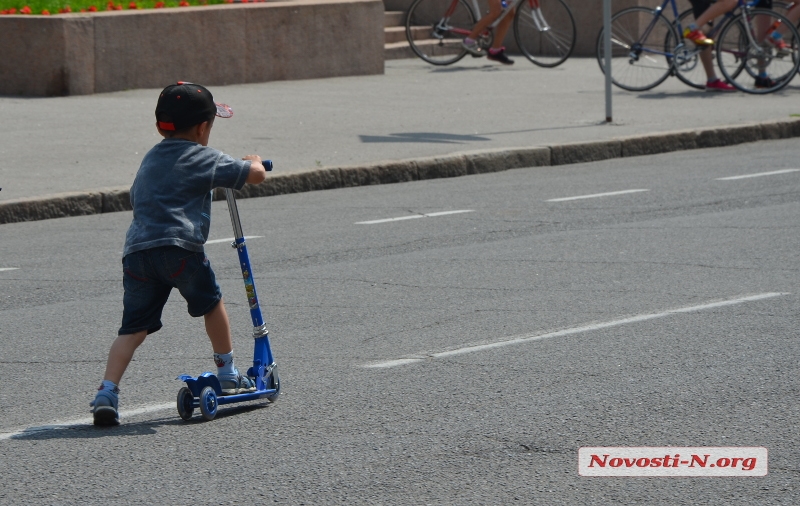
[689,0,772,20]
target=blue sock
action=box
[214,352,236,376]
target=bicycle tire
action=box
[596,7,678,92]
[405,0,477,66]
[716,9,800,94]
[513,0,576,68]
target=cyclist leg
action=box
[463,0,504,55]
[688,0,736,89]
[685,0,737,45]
[487,7,516,64]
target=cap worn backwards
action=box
[155,81,234,132]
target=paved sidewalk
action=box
[1,57,799,221]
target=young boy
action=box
[91,82,268,426]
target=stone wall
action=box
[0,0,384,96]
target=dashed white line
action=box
[546,189,649,202]
[356,210,474,225]
[362,292,788,369]
[716,169,800,181]
[0,268,19,272]
[0,402,174,441]
[206,235,263,245]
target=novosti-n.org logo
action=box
[579,447,767,477]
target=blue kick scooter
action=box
[176,161,280,421]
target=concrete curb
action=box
[2,117,800,225]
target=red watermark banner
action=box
[578,447,768,477]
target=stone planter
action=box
[0,0,384,96]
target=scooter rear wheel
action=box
[177,387,194,421]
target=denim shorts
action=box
[119,246,222,335]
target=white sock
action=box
[214,351,236,376]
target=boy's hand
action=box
[244,155,267,185]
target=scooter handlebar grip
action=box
[263,160,273,171]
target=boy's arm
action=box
[243,155,267,185]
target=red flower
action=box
[8,7,17,13]
[179,0,189,5]
[115,3,123,9]
[154,1,164,6]
[20,5,32,13]
[0,9,7,14]
[41,9,50,14]
[58,6,72,12]
[88,5,97,10]
[128,2,137,8]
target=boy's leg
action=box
[203,299,256,394]
[104,331,148,384]
[92,331,147,427]
[204,298,233,354]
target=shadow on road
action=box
[7,403,269,441]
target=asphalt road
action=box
[1,139,799,504]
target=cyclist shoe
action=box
[755,75,779,88]
[461,38,484,57]
[683,28,714,46]
[91,388,120,426]
[705,78,736,92]
[487,47,514,65]
[765,31,791,57]
[219,368,256,395]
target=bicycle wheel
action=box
[596,7,678,92]
[514,0,576,68]
[667,8,711,90]
[716,9,800,93]
[405,0,477,65]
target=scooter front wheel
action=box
[266,367,280,403]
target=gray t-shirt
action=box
[123,139,251,257]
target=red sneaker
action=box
[683,28,714,46]
[705,78,736,92]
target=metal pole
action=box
[604,0,612,123]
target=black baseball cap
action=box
[155,81,233,131]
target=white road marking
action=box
[0,268,19,272]
[546,189,649,202]
[206,235,263,245]
[0,402,175,441]
[363,292,787,369]
[356,210,474,225]
[716,168,800,181]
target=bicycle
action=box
[596,0,800,94]
[405,0,576,68]
[669,0,800,89]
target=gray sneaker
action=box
[219,369,257,395]
[461,38,484,57]
[91,388,120,426]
